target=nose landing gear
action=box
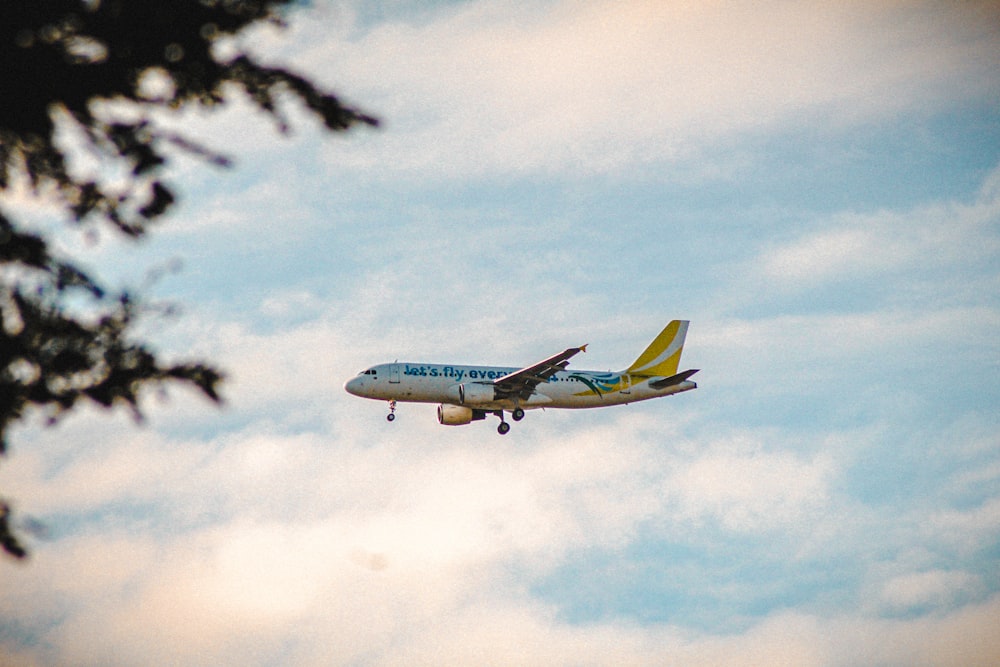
[386,400,397,422]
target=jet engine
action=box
[457,382,497,405]
[437,404,487,425]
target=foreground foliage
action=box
[1,0,377,558]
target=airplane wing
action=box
[492,344,587,402]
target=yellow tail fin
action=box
[626,320,690,377]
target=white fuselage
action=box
[344,362,696,411]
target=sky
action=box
[2,0,1000,664]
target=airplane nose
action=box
[344,377,363,396]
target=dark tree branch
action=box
[1,0,377,559]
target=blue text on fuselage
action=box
[402,365,516,382]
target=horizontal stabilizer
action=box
[648,368,699,390]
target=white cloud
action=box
[692,305,1000,398]
[878,569,983,613]
[757,188,1000,292]
[288,0,1000,178]
[2,305,997,666]
[666,441,835,533]
[928,497,1000,555]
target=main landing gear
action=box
[495,407,524,435]
[496,411,510,435]
[386,400,397,422]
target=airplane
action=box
[344,320,698,435]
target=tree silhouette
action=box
[1,0,377,558]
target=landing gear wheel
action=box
[494,410,510,435]
[512,407,525,421]
[386,413,395,422]
[387,400,397,422]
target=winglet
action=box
[580,344,588,353]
